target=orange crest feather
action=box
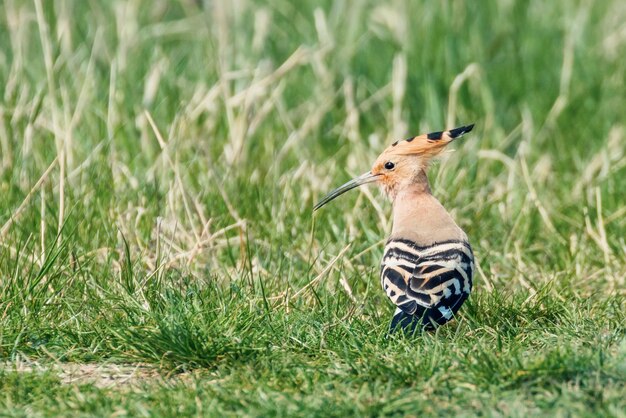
[384,124,474,157]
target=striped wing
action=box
[381,239,474,329]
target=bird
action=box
[314,124,475,333]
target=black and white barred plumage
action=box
[381,239,474,332]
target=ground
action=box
[0,0,625,416]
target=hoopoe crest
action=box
[314,124,475,333]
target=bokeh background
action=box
[1,1,625,415]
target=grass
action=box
[0,0,625,416]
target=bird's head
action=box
[314,124,474,211]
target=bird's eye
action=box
[384,161,395,170]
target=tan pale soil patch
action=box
[1,356,170,388]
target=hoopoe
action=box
[314,124,475,333]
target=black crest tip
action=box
[448,124,475,139]
[426,131,444,140]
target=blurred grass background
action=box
[0,0,625,416]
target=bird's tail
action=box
[389,308,420,334]
[389,307,446,334]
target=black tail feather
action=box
[388,308,449,335]
[389,309,421,334]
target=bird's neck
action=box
[390,173,467,246]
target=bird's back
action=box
[381,238,474,332]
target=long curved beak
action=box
[313,171,380,211]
